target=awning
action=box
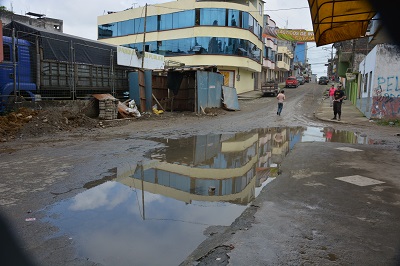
[308,0,377,46]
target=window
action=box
[200,8,226,26]
[134,17,144,33]
[3,44,11,61]
[368,71,372,93]
[228,10,239,27]
[125,37,261,61]
[173,10,195,29]
[146,15,158,32]
[119,19,135,36]
[242,12,249,29]
[364,73,368,93]
[160,13,172,30]
[98,23,117,39]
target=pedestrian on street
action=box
[276,90,285,116]
[331,85,346,121]
[328,84,336,107]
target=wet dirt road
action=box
[1,82,399,265]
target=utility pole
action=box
[330,44,333,80]
[141,3,148,69]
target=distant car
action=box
[285,76,299,88]
[296,76,305,85]
[304,76,310,83]
[318,76,329,85]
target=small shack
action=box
[128,65,239,114]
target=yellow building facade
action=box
[97,0,264,94]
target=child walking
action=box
[276,90,285,116]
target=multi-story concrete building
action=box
[261,15,277,82]
[97,0,264,94]
[276,40,294,82]
[293,42,312,81]
[0,10,63,33]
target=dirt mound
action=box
[0,102,227,142]
[0,107,98,141]
[0,108,38,141]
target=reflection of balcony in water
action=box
[116,128,306,206]
[116,133,260,205]
[271,128,290,164]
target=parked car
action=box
[318,76,329,85]
[285,76,299,88]
[296,76,305,85]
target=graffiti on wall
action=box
[371,76,400,118]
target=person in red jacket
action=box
[328,84,336,107]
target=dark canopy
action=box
[3,21,118,65]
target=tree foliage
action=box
[0,6,14,14]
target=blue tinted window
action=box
[226,38,239,54]
[146,15,158,32]
[200,8,226,26]
[160,13,173,30]
[145,41,157,53]
[119,19,134,36]
[248,15,254,32]
[271,51,276,62]
[228,10,239,27]
[125,37,261,62]
[126,41,157,53]
[173,10,195,28]
[242,12,249,30]
[98,23,117,39]
[134,17,144,33]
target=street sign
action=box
[346,73,356,81]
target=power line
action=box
[265,7,309,12]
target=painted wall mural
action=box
[371,76,400,118]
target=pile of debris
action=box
[0,108,38,141]
[0,107,99,141]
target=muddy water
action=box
[43,126,369,266]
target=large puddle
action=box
[43,126,370,265]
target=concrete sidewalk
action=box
[314,96,371,126]
[237,88,371,126]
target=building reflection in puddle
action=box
[116,127,305,212]
[43,126,370,266]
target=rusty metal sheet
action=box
[222,86,240,111]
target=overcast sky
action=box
[1,0,332,77]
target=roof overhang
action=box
[308,0,377,46]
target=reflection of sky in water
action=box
[44,127,370,265]
[302,127,369,144]
[302,127,325,142]
[45,181,247,266]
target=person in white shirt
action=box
[276,90,285,116]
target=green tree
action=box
[0,6,13,13]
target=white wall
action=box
[358,44,400,119]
